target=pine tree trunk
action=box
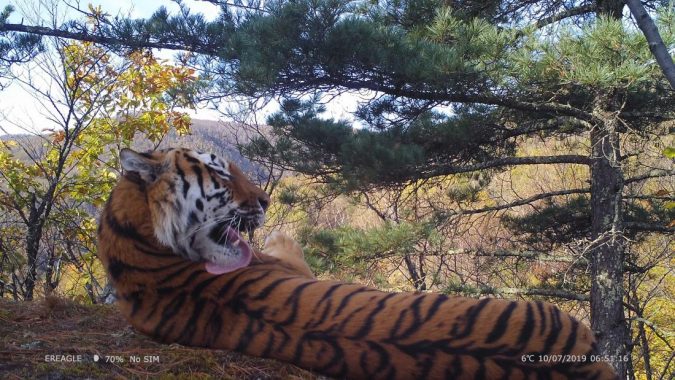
[589,96,630,377]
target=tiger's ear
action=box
[120,148,160,182]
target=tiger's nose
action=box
[258,196,269,211]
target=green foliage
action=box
[664,147,675,159]
[0,42,199,300]
[299,220,435,276]
[246,99,515,190]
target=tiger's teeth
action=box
[233,239,240,245]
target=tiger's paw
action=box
[263,231,304,259]
[262,231,314,278]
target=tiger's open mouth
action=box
[204,222,254,275]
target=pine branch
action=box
[196,0,269,13]
[625,169,675,185]
[0,23,219,54]
[470,249,582,263]
[626,0,675,89]
[443,188,590,216]
[425,155,590,177]
[320,77,599,122]
[445,285,589,302]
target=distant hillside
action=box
[134,119,270,182]
[1,118,268,181]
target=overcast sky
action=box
[0,0,360,135]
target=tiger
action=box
[97,147,618,380]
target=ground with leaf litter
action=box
[0,297,319,379]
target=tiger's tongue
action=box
[204,226,253,275]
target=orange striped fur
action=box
[98,148,618,380]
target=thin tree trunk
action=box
[24,198,42,301]
[402,254,424,291]
[589,95,630,378]
[625,0,675,89]
[638,318,654,380]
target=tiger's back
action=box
[98,148,618,380]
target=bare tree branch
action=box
[534,4,597,30]
[625,221,675,233]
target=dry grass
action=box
[0,297,319,379]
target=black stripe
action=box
[143,288,174,323]
[192,165,205,197]
[107,257,189,279]
[154,292,187,338]
[536,301,547,336]
[133,243,174,258]
[278,281,314,326]
[175,160,190,198]
[157,262,200,286]
[261,329,277,358]
[475,358,487,380]
[177,297,207,344]
[207,170,221,189]
[452,298,492,339]
[235,318,266,352]
[191,275,221,298]
[517,302,535,346]
[396,295,425,338]
[272,325,291,353]
[353,293,396,339]
[542,305,563,354]
[105,212,144,243]
[216,270,267,298]
[124,290,144,317]
[251,277,296,300]
[335,304,369,332]
[390,309,409,339]
[207,190,229,201]
[418,355,434,379]
[446,356,463,378]
[361,341,391,378]
[425,294,448,322]
[486,301,518,343]
[332,287,373,318]
[205,310,223,346]
[304,283,342,329]
[297,331,346,375]
[561,318,579,355]
[185,155,200,164]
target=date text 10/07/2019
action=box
[521,354,630,363]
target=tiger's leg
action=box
[262,231,314,278]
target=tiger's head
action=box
[119,147,270,274]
